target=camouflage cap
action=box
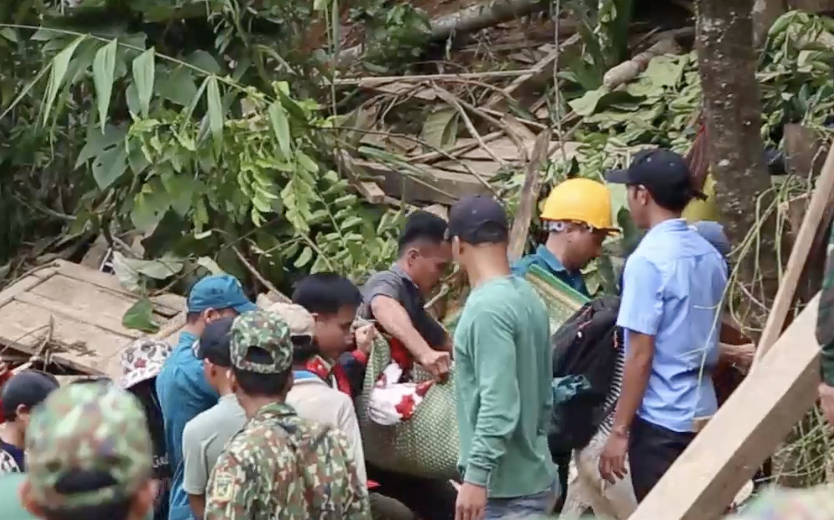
[25,381,152,509]
[267,302,315,338]
[230,310,293,374]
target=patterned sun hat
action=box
[118,338,173,390]
[229,310,292,374]
[25,381,153,509]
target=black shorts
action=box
[628,415,695,501]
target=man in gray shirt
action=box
[181,317,246,519]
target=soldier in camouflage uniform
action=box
[817,225,834,427]
[204,310,371,520]
[6,380,156,520]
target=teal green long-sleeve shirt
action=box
[453,276,557,498]
[817,224,834,385]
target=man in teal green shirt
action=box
[0,381,156,520]
[448,195,557,520]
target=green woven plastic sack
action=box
[357,336,460,480]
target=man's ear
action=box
[203,308,219,324]
[227,369,238,393]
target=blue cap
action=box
[692,221,731,258]
[186,274,257,314]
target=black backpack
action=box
[548,295,622,454]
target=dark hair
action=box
[292,273,362,315]
[40,471,141,520]
[641,185,692,213]
[186,312,202,325]
[290,335,318,364]
[460,222,509,246]
[398,210,448,255]
[232,348,292,397]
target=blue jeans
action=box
[484,481,558,519]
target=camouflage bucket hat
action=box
[118,338,173,390]
[267,302,315,339]
[26,382,153,509]
[230,310,292,374]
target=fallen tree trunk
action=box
[698,0,780,337]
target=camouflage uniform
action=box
[817,224,834,385]
[0,450,20,474]
[25,381,153,509]
[204,310,371,520]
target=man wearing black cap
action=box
[0,371,60,473]
[181,317,246,519]
[448,196,557,520]
[598,148,728,501]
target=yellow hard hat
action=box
[540,178,616,231]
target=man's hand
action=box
[721,342,756,372]
[599,429,629,484]
[417,349,451,381]
[819,383,834,427]
[354,324,376,355]
[455,482,487,520]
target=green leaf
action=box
[123,298,160,334]
[131,184,172,232]
[294,247,314,268]
[158,66,198,107]
[92,39,118,132]
[196,257,225,275]
[0,28,19,43]
[186,50,222,75]
[132,48,155,117]
[206,76,224,146]
[92,145,129,189]
[43,35,87,124]
[568,88,607,116]
[268,101,291,157]
[421,108,459,150]
[642,55,686,88]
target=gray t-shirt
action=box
[181,393,247,495]
[358,265,447,348]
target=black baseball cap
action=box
[196,316,234,367]
[1,370,59,420]
[447,195,509,244]
[605,148,706,209]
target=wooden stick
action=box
[751,137,834,367]
[507,129,552,261]
[332,70,538,86]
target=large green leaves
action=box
[132,48,155,117]
[92,39,117,131]
[43,35,87,124]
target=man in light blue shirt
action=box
[155,274,256,520]
[597,148,728,501]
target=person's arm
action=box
[181,420,210,519]
[336,396,368,486]
[463,304,521,487]
[204,451,250,520]
[718,342,756,372]
[817,223,834,385]
[610,256,664,436]
[370,295,436,360]
[329,430,372,520]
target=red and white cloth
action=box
[367,337,436,426]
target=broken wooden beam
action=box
[629,294,821,520]
[508,129,551,261]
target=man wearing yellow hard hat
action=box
[511,178,619,296]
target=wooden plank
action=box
[0,268,58,308]
[51,260,183,314]
[28,274,172,331]
[508,130,552,261]
[752,138,834,366]
[15,292,142,339]
[0,300,131,377]
[356,160,492,205]
[630,295,821,520]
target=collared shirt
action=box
[358,265,447,348]
[618,218,727,433]
[511,245,590,297]
[156,331,219,520]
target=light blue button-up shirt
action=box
[618,218,728,433]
